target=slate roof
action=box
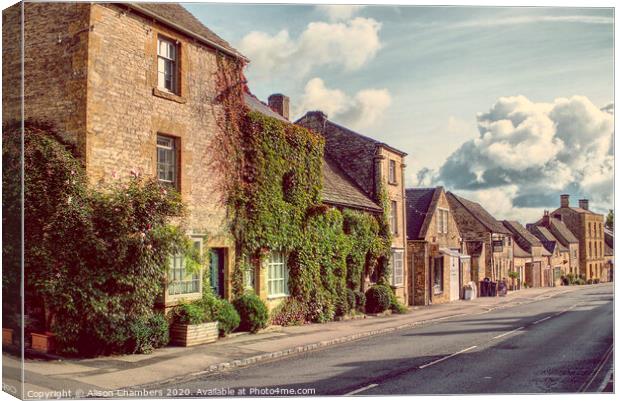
[243,92,381,212]
[513,241,531,258]
[527,225,567,254]
[604,227,614,248]
[605,242,613,256]
[322,156,382,212]
[548,218,579,244]
[129,3,245,59]
[406,187,442,240]
[322,119,408,157]
[244,93,288,122]
[446,192,511,235]
[502,220,542,253]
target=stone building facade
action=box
[3,3,246,308]
[296,111,409,304]
[550,195,606,281]
[406,187,469,305]
[243,93,384,309]
[502,221,545,289]
[446,192,513,287]
[531,211,580,278]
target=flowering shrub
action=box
[270,298,306,326]
[4,123,190,356]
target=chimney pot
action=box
[560,194,570,208]
[579,199,589,211]
[268,94,290,120]
[542,210,550,226]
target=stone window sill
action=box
[153,87,187,104]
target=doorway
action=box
[210,248,226,298]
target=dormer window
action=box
[157,36,178,93]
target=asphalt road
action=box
[153,284,614,395]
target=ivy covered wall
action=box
[228,111,393,323]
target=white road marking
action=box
[345,383,378,395]
[492,326,524,339]
[597,365,614,392]
[532,316,552,325]
[418,345,477,369]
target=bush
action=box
[213,299,240,336]
[389,289,408,314]
[5,124,189,356]
[354,290,366,311]
[586,278,593,285]
[365,285,391,314]
[171,302,207,325]
[233,294,269,333]
[593,278,601,284]
[574,278,586,285]
[346,289,356,311]
[127,313,169,354]
[270,298,306,326]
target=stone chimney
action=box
[579,199,589,210]
[268,94,290,120]
[542,210,550,226]
[560,194,570,208]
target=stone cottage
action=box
[3,3,247,308]
[549,195,606,281]
[527,224,568,287]
[502,221,545,289]
[296,111,409,304]
[446,192,513,286]
[604,228,613,282]
[531,211,580,278]
[242,92,383,308]
[406,187,470,306]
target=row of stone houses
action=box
[4,3,612,313]
[3,3,410,311]
[406,189,613,306]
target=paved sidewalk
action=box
[7,285,584,396]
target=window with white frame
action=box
[157,36,178,93]
[390,249,404,286]
[267,251,289,298]
[168,239,201,295]
[390,200,398,234]
[433,256,444,294]
[157,135,178,189]
[388,160,397,184]
[436,208,449,234]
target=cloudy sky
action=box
[185,3,614,222]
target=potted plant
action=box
[508,271,520,291]
[169,302,218,347]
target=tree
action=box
[606,210,613,230]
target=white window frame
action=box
[267,251,289,298]
[157,134,178,189]
[168,238,202,296]
[157,36,178,93]
[437,208,449,234]
[388,159,396,184]
[390,248,404,287]
[391,200,398,235]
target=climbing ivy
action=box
[227,111,393,323]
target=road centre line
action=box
[532,316,552,325]
[492,326,525,339]
[344,383,378,395]
[418,346,477,369]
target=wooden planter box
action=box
[2,328,13,346]
[31,332,55,353]
[171,322,218,347]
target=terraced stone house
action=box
[446,192,513,285]
[406,187,470,306]
[3,2,247,308]
[296,111,409,304]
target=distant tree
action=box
[605,209,613,230]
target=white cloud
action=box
[238,17,382,80]
[431,95,614,222]
[316,5,365,22]
[295,78,391,129]
[414,15,613,30]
